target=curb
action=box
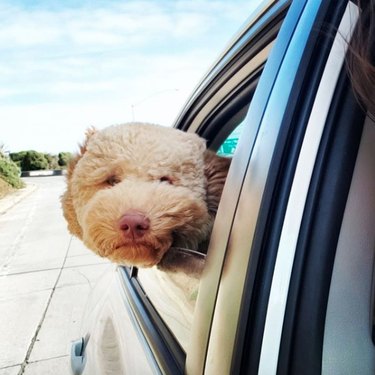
[0,183,39,215]
[21,170,66,177]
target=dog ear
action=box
[61,187,83,239]
[61,127,97,239]
[203,150,231,217]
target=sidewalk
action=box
[0,184,38,215]
[0,177,110,375]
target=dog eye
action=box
[106,175,121,186]
[159,176,173,185]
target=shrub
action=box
[0,154,24,188]
[58,152,73,167]
[0,177,14,198]
[9,151,26,168]
[10,150,49,171]
[45,154,59,169]
[24,151,49,171]
[10,150,71,170]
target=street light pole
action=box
[131,104,135,121]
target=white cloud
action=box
[0,89,190,154]
[0,0,252,51]
[0,0,259,153]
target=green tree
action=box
[9,151,27,168]
[58,152,73,167]
[45,154,59,169]
[20,151,49,171]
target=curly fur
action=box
[61,123,230,267]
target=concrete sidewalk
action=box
[0,184,38,215]
[0,177,110,375]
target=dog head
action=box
[61,123,230,267]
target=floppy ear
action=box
[61,127,97,239]
[203,150,231,217]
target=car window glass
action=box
[217,122,245,157]
[138,248,205,350]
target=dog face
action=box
[62,123,229,267]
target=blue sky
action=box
[0,0,261,154]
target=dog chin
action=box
[102,242,169,268]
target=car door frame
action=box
[185,0,359,374]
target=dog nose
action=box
[119,212,150,239]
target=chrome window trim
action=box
[258,3,359,374]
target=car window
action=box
[137,251,202,350]
[217,122,245,157]
[136,114,247,351]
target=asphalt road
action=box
[0,176,109,375]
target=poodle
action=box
[61,123,230,267]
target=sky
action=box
[0,0,261,154]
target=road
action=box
[0,176,109,375]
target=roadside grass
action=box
[0,177,16,199]
[0,155,25,196]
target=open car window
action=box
[136,118,247,351]
[137,110,246,344]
